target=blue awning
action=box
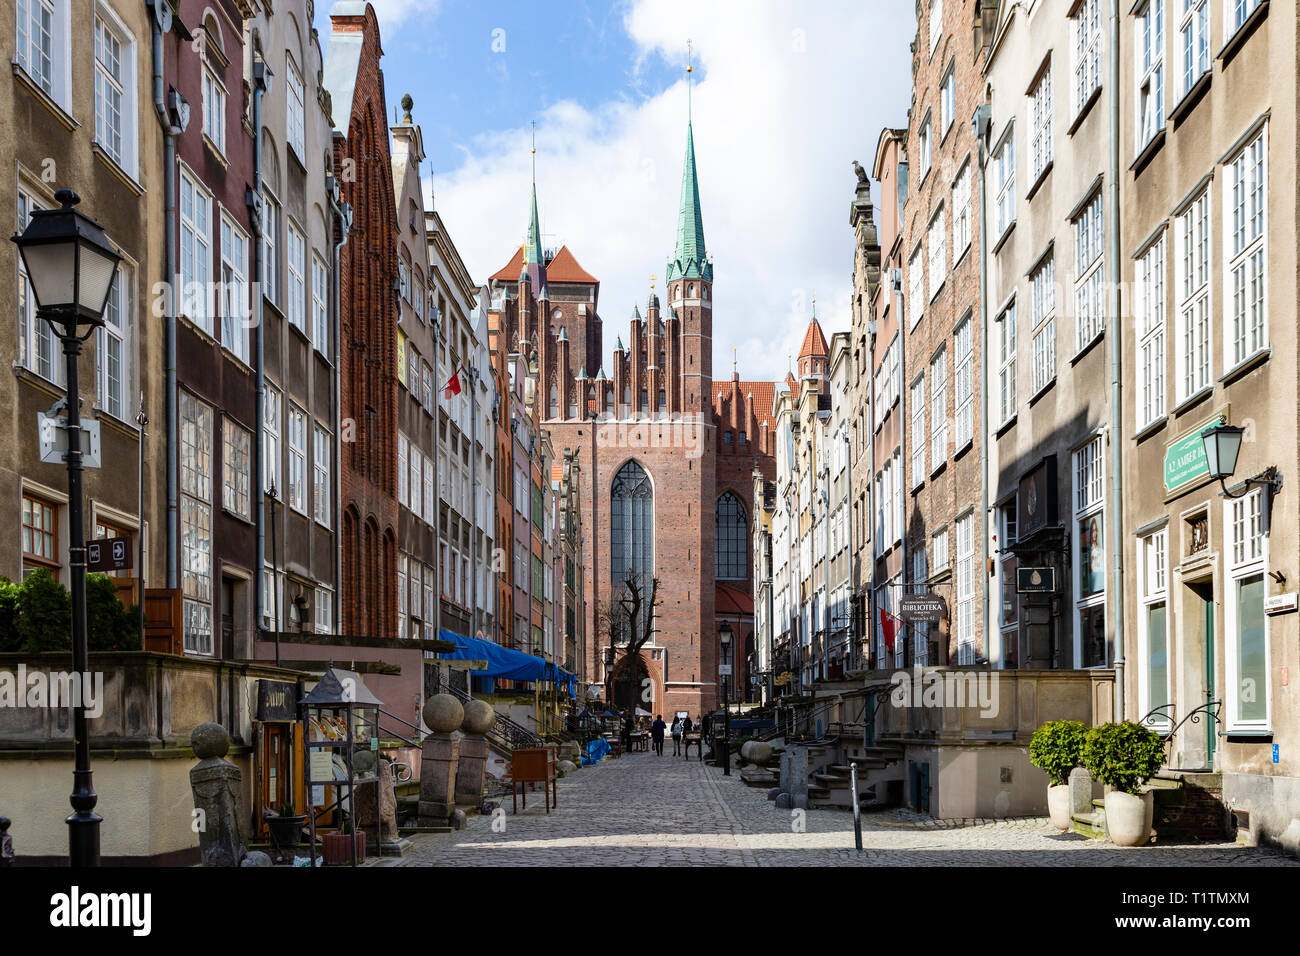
[438,631,577,698]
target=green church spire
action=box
[666,44,711,285]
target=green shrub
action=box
[87,573,140,651]
[1082,721,1166,795]
[1029,719,1088,786]
[17,568,71,653]
[0,578,20,652]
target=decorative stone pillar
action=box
[455,699,495,808]
[419,694,463,825]
[189,722,247,866]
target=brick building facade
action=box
[488,113,774,716]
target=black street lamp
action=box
[719,621,732,776]
[1201,422,1282,502]
[11,189,122,867]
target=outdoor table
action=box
[631,732,650,752]
[683,732,703,760]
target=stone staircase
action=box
[1070,771,1226,843]
[798,732,905,810]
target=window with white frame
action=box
[261,189,279,306]
[17,189,60,385]
[994,130,1015,238]
[287,223,306,331]
[312,254,328,355]
[910,375,926,488]
[1178,0,1209,99]
[96,267,130,420]
[19,0,74,108]
[179,168,213,333]
[398,258,411,304]
[94,8,136,176]
[996,300,1017,425]
[1225,125,1267,368]
[1136,233,1166,428]
[940,66,955,134]
[1030,65,1054,181]
[407,446,422,520]
[313,424,331,527]
[955,511,975,662]
[287,403,307,514]
[928,207,947,300]
[1074,192,1105,350]
[932,526,950,573]
[201,60,225,155]
[954,315,973,449]
[908,244,925,329]
[1139,528,1171,728]
[1072,0,1102,116]
[220,214,249,363]
[998,501,1018,663]
[397,553,408,638]
[264,383,281,495]
[397,433,409,507]
[286,55,304,160]
[953,161,972,258]
[1226,488,1268,729]
[1175,187,1210,401]
[1136,0,1165,151]
[1073,435,1106,668]
[222,417,251,519]
[1228,0,1263,35]
[315,587,333,635]
[422,361,434,411]
[1030,255,1056,393]
[918,116,932,181]
[423,456,435,524]
[930,348,948,466]
[929,0,943,55]
[180,392,213,655]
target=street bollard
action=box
[850,762,862,852]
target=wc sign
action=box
[87,536,132,573]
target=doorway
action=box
[1178,580,1217,771]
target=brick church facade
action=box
[488,114,775,717]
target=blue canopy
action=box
[438,631,577,698]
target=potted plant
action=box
[1082,721,1166,846]
[1029,720,1087,830]
[322,811,366,865]
[266,801,306,850]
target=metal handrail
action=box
[1139,701,1223,746]
[438,682,545,750]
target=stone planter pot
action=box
[1047,784,1072,831]
[322,830,367,865]
[1104,789,1154,847]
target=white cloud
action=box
[432,0,914,383]
[363,0,441,32]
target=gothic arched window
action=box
[716,492,747,580]
[611,461,654,606]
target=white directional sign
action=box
[38,413,102,468]
[718,664,733,677]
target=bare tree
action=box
[609,573,660,712]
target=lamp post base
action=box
[67,811,103,867]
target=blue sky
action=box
[316,0,915,383]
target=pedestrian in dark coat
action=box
[651,715,667,756]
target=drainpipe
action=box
[470,359,479,642]
[327,165,350,635]
[1107,1,1125,719]
[151,15,181,591]
[251,53,270,635]
[975,101,992,669]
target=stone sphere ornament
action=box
[192,722,231,760]
[423,694,464,734]
[461,699,495,736]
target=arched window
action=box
[716,492,747,580]
[611,462,654,633]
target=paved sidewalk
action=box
[389,749,1299,867]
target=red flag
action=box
[879,607,899,652]
[442,368,462,399]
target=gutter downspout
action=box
[151,17,180,591]
[327,164,350,637]
[251,54,269,640]
[975,101,992,669]
[1107,1,1125,719]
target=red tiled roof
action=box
[712,380,776,422]
[490,246,525,282]
[798,317,829,359]
[546,245,597,284]
[716,582,753,616]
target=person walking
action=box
[651,714,667,757]
[670,715,683,755]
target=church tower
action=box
[666,91,712,415]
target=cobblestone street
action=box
[393,750,1300,867]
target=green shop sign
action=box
[1163,423,1217,494]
